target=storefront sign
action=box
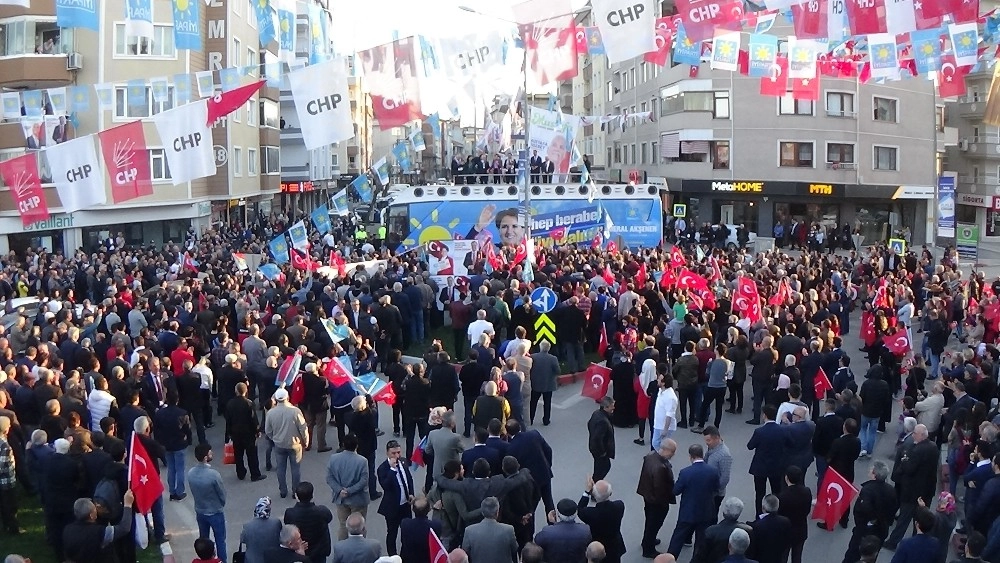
[23,213,74,232]
[280,181,315,193]
[957,223,979,260]
[957,193,997,208]
[686,179,844,197]
[196,201,211,217]
[938,176,956,238]
[893,185,936,199]
[711,181,764,193]
[807,183,834,195]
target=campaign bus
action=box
[384,183,667,251]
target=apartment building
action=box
[0,0,281,254]
[568,11,609,179]
[590,10,951,245]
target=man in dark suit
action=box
[587,397,615,481]
[667,444,721,558]
[962,441,994,532]
[505,419,554,514]
[533,498,592,563]
[284,482,334,563]
[542,157,554,183]
[693,497,750,563]
[266,523,311,563]
[782,406,815,475]
[486,419,510,457]
[578,477,626,563]
[747,405,788,514]
[840,460,897,563]
[747,494,792,563]
[885,423,938,550]
[376,440,415,556]
[224,382,264,481]
[462,496,519,563]
[812,399,844,485]
[724,528,758,563]
[346,300,375,341]
[777,466,812,563]
[399,497,442,563]
[826,418,862,529]
[529,150,542,183]
[529,341,560,426]
[463,428,502,476]
[798,342,825,420]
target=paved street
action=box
[160,307,921,563]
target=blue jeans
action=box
[196,512,227,563]
[947,448,961,494]
[151,495,165,540]
[860,416,879,454]
[929,352,941,379]
[412,309,425,342]
[651,428,674,451]
[165,449,186,496]
[274,446,301,496]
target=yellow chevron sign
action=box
[534,314,556,345]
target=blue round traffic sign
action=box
[530,287,557,314]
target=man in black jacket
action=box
[176,361,207,446]
[884,424,938,550]
[346,395,380,500]
[858,365,890,458]
[300,362,331,453]
[587,397,615,481]
[693,496,749,563]
[812,399,844,485]
[428,352,460,411]
[225,382,265,481]
[284,482,333,563]
[152,391,191,502]
[840,460,898,563]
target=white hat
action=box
[274,388,289,402]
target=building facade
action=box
[0,0,281,255]
[594,15,950,246]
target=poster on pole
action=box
[937,175,956,239]
[527,108,580,178]
[956,223,980,261]
[426,239,477,281]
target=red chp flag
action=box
[0,152,49,227]
[884,330,912,355]
[99,121,153,204]
[129,433,164,514]
[791,0,828,39]
[207,80,265,125]
[644,17,674,66]
[814,367,834,399]
[582,363,612,400]
[521,21,579,85]
[812,467,858,530]
[675,0,744,42]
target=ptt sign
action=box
[66,164,93,183]
[173,132,203,152]
[18,195,42,213]
[307,94,342,115]
[607,3,645,26]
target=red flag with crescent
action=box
[670,245,686,268]
[129,433,164,514]
[812,467,858,530]
[814,367,833,399]
[429,528,448,563]
[678,269,709,291]
[860,311,877,346]
[660,268,677,290]
[581,363,612,400]
[884,330,911,355]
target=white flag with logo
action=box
[45,136,107,212]
[590,0,656,64]
[437,31,506,81]
[884,0,916,36]
[288,59,354,150]
[152,99,215,185]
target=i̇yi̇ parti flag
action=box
[275,352,303,386]
[311,204,331,234]
[812,467,858,530]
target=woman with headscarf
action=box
[633,358,657,445]
[238,496,283,563]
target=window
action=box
[247,1,257,27]
[114,86,174,118]
[232,146,243,176]
[651,141,657,160]
[640,142,648,164]
[826,92,855,117]
[606,80,613,102]
[936,106,946,132]
[613,143,621,164]
[714,91,730,119]
[827,143,855,164]
[113,24,175,57]
[779,93,813,115]
[630,144,636,165]
[248,148,257,176]
[640,101,647,113]
[0,19,73,56]
[0,148,52,183]
[660,90,713,115]
[247,47,257,75]
[779,141,814,167]
[150,148,171,180]
[233,0,241,15]
[262,146,280,174]
[874,146,898,170]
[713,141,730,169]
[331,153,339,169]
[246,98,256,126]
[232,37,241,69]
[260,99,279,128]
[873,97,897,122]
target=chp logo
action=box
[306,93,342,115]
[606,3,645,26]
[65,163,94,184]
[110,137,139,185]
[11,169,42,215]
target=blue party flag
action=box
[311,204,331,234]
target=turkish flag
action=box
[759,54,789,97]
[860,311,877,346]
[678,269,709,291]
[291,249,319,271]
[791,74,820,101]
[129,433,164,514]
[846,0,888,34]
[372,382,397,405]
[607,240,618,254]
[938,56,970,98]
[884,330,912,355]
[598,325,609,357]
[323,357,352,387]
[550,226,567,241]
[275,352,303,386]
[791,0,828,39]
[511,238,529,266]
[206,80,265,125]
[670,245,686,268]
[603,266,615,286]
[429,528,448,563]
[814,367,834,399]
[574,26,588,55]
[98,121,153,204]
[660,268,677,290]
[582,363,612,400]
[644,17,673,66]
[0,152,49,227]
[637,262,648,287]
[689,291,704,311]
[920,0,964,18]
[591,232,603,249]
[812,467,858,530]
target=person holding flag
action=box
[62,488,138,562]
[840,460,898,563]
[131,416,168,544]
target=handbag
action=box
[223,441,235,465]
[232,542,246,563]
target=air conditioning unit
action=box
[66,52,82,71]
[960,139,970,151]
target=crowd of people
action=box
[1,210,1000,563]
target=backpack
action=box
[93,477,123,524]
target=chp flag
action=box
[42,135,108,212]
[0,153,49,226]
[288,59,355,150]
[152,99,215,185]
[98,121,153,204]
[812,467,858,530]
[590,0,656,64]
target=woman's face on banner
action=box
[498,213,524,246]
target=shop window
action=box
[714,200,758,234]
[779,141,813,167]
[987,209,1000,236]
[713,141,730,169]
[775,202,840,232]
[874,146,898,170]
[873,97,898,122]
[779,93,813,115]
[957,205,978,224]
[855,205,890,244]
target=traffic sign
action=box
[888,238,906,255]
[673,203,686,218]
[530,287,557,314]
[534,314,557,345]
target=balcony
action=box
[959,136,1000,158]
[0,54,73,89]
[280,127,303,144]
[583,93,593,112]
[825,161,858,170]
[958,175,1000,194]
[958,99,986,118]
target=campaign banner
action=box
[426,239,477,278]
[527,108,579,177]
[152,100,214,185]
[590,0,656,64]
[0,153,49,227]
[45,135,107,212]
[171,0,201,50]
[359,38,425,128]
[529,206,602,244]
[937,176,956,238]
[56,0,99,31]
[125,0,154,39]
[98,121,153,204]
[276,0,296,64]
[436,31,506,80]
[288,59,354,150]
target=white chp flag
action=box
[288,59,354,150]
[884,0,916,36]
[152,99,215,185]
[45,136,107,212]
[590,0,656,64]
